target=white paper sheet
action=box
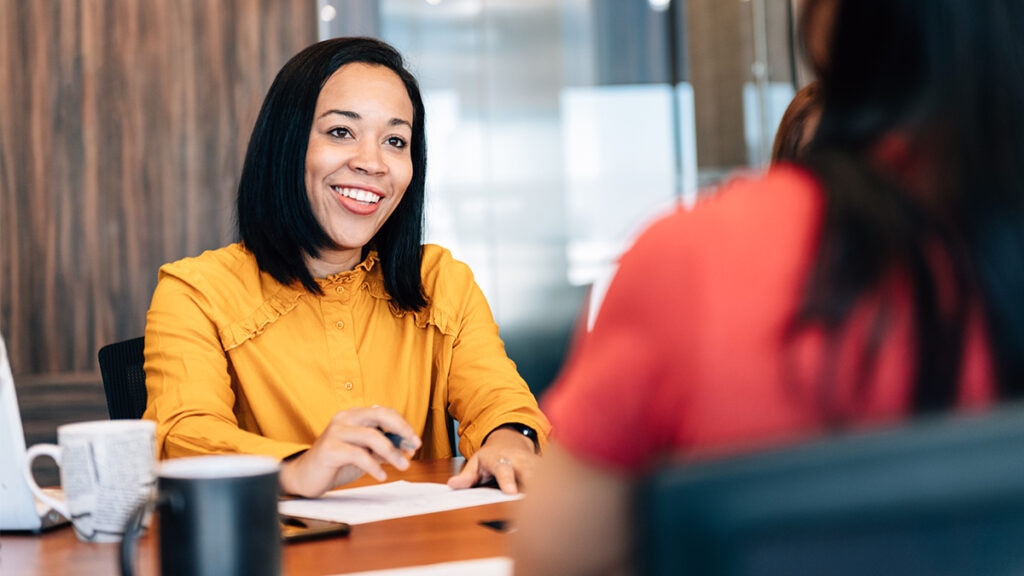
[278,480,522,525]
[329,557,512,576]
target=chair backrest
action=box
[636,404,1024,576]
[97,336,147,420]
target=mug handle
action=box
[119,497,157,576]
[21,444,71,519]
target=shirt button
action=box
[335,320,345,329]
[335,286,344,294]
[344,381,354,391]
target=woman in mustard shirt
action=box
[143,37,550,498]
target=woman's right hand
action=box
[278,406,422,498]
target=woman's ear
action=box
[873,132,946,206]
[873,132,913,173]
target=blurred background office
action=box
[0,0,805,464]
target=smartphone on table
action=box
[279,514,351,543]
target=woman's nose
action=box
[350,139,386,174]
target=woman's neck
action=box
[303,249,363,279]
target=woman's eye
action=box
[327,127,351,139]
[386,136,408,149]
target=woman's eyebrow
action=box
[318,109,412,129]
[318,108,358,120]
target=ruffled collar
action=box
[311,251,391,302]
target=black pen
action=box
[378,427,416,451]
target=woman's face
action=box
[303,62,415,275]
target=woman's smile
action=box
[332,185,384,215]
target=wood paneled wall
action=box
[0,0,315,373]
[0,0,315,448]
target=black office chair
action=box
[97,336,148,420]
[636,403,1024,576]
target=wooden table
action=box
[1,458,516,575]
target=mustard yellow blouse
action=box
[143,243,550,461]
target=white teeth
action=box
[333,186,381,204]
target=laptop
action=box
[0,333,69,532]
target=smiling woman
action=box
[142,37,550,500]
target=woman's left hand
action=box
[447,427,539,494]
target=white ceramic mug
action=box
[22,419,157,542]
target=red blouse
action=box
[543,166,994,472]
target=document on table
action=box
[278,480,522,525]
[330,557,512,576]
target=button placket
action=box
[323,279,361,399]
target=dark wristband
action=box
[486,422,540,454]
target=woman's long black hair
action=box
[236,37,427,311]
[791,0,1024,414]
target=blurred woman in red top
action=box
[513,0,1024,574]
